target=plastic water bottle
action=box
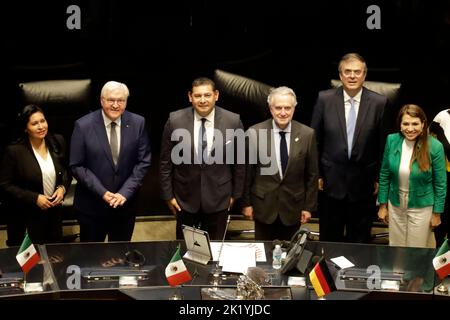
[272,244,282,269]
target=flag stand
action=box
[437,283,448,294]
[169,287,182,300]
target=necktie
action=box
[347,98,356,159]
[198,118,207,163]
[279,131,288,176]
[110,121,119,165]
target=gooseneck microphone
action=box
[212,215,231,278]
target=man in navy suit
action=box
[70,81,151,242]
[311,53,388,243]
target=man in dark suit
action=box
[241,87,319,241]
[70,81,151,242]
[159,77,245,240]
[311,53,388,243]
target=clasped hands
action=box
[103,191,127,208]
[36,187,65,210]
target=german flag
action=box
[309,257,336,298]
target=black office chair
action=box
[213,69,274,129]
[330,79,401,105]
[19,79,92,143]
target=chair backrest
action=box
[213,69,274,128]
[330,79,401,104]
[19,79,92,143]
[331,79,402,133]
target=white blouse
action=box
[32,147,56,197]
[398,139,415,193]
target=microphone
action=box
[125,249,146,268]
[212,215,231,279]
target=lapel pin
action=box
[295,137,299,142]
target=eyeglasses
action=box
[104,98,126,105]
[342,69,365,77]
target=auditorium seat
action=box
[330,79,401,105]
[213,69,274,129]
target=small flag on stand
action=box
[433,238,450,279]
[16,232,40,273]
[165,245,192,287]
[309,257,337,298]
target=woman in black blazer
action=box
[0,105,71,245]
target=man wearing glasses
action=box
[311,53,388,243]
[70,81,151,242]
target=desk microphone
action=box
[212,215,231,279]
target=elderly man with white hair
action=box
[241,86,319,241]
[70,81,151,242]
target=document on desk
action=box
[219,246,256,274]
[330,256,355,269]
[210,242,267,262]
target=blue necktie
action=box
[279,131,288,176]
[198,118,207,163]
[347,98,356,159]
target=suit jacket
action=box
[0,134,71,213]
[159,106,245,213]
[378,133,447,213]
[311,86,388,201]
[241,120,319,226]
[70,109,151,216]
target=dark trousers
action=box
[319,193,375,243]
[78,207,136,242]
[434,173,450,247]
[6,206,62,246]
[254,215,300,241]
[176,209,229,240]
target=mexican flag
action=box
[433,238,450,280]
[16,233,40,273]
[165,246,192,287]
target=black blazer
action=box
[311,86,388,201]
[159,106,245,213]
[0,134,71,211]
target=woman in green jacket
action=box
[378,104,447,248]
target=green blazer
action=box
[378,133,447,213]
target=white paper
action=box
[219,246,256,274]
[210,242,267,262]
[330,256,355,269]
[288,276,306,287]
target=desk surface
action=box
[0,240,446,300]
